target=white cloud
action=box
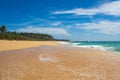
[52,22,62,26]
[48,16,56,19]
[17,26,70,36]
[52,0,120,16]
[12,18,63,27]
[76,20,120,34]
[53,8,99,16]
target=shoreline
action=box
[0,40,119,54]
[59,41,120,54]
[0,41,120,80]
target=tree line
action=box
[0,25,69,41]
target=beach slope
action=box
[0,41,120,80]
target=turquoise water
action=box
[70,41,120,53]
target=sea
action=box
[58,41,120,53]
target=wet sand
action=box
[0,45,120,80]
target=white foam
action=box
[72,44,115,51]
[72,43,80,46]
[39,54,58,62]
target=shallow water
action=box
[70,41,120,53]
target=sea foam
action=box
[39,54,58,63]
[71,44,115,51]
[58,41,115,52]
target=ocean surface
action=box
[59,41,120,53]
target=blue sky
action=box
[0,0,120,41]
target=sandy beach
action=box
[0,40,58,51]
[0,41,120,80]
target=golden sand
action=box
[0,40,58,51]
[0,42,120,80]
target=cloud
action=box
[12,18,63,27]
[52,22,62,26]
[52,0,120,16]
[16,26,70,36]
[76,20,120,34]
[48,16,56,19]
[11,18,70,36]
[53,8,99,16]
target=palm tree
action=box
[0,25,7,39]
[0,25,6,34]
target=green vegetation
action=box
[0,25,69,41]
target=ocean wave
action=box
[71,44,115,51]
[72,42,81,45]
[58,42,117,52]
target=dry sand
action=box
[0,41,120,80]
[0,40,58,51]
